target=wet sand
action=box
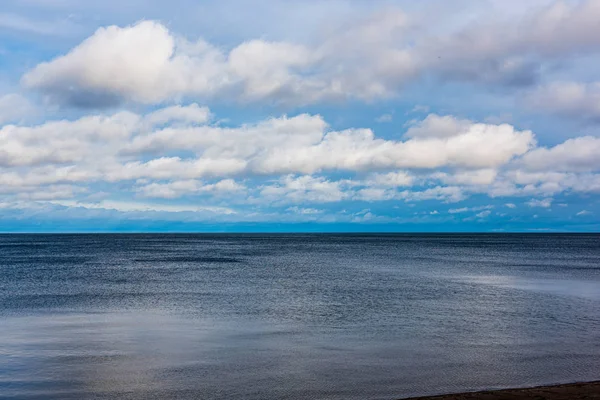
[404,381,600,400]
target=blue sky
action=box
[1,0,600,232]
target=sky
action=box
[1,0,600,232]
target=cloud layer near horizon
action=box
[1,105,599,213]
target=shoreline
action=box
[402,381,600,399]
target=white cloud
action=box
[201,179,246,193]
[22,1,600,107]
[260,175,348,204]
[409,105,430,114]
[488,171,600,198]
[108,157,247,182]
[521,136,600,172]
[287,206,323,215]
[365,171,414,187]
[432,169,498,186]
[21,17,412,107]
[22,21,193,106]
[354,188,396,202]
[1,102,599,214]
[375,114,393,123]
[11,184,83,201]
[525,81,600,120]
[404,114,473,139]
[1,109,532,191]
[505,203,517,209]
[526,198,553,208]
[475,210,492,218]
[135,180,200,199]
[256,115,534,173]
[449,205,493,214]
[49,200,236,214]
[134,179,244,199]
[145,103,211,127]
[398,186,466,203]
[0,111,139,167]
[576,210,592,216]
[260,176,465,205]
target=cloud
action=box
[576,210,592,216]
[286,206,323,215]
[409,105,430,114]
[505,203,517,209]
[488,171,600,199]
[354,188,396,202]
[475,210,491,219]
[21,16,413,107]
[521,136,600,172]
[255,115,534,173]
[0,111,139,167]
[525,81,600,120]
[404,114,474,139]
[22,21,181,107]
[22,1,600,107]
[449,205,493,214]
[49,199,236,214]
[397,186,466,203]
[0,101,599,219]
[6,184,84,201]
[526,198,553,208]
[432,169,498,186]
[260,175,348,204]
[364,171,414,187]
[375,114,393,123]
[1,108,528,178]
[259,176,466,205]
[200,179,246,193]
[421,0,600,85]
[145,103,211,127]
[135,179,245,199]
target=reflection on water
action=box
[459,275,600,300]
[1,234,600,399]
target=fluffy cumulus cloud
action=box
[20,0,600,107]
[521,136,600,172]
[21,18,411,107]
[257,114,534,173]
[0,107,536,186]
[1,102,598,219]
[135,179,245,199]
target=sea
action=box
[1,234,599,400]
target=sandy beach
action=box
[404,381,600,400]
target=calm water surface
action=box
[1,234,599,399]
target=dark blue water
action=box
[1,234,599,399]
